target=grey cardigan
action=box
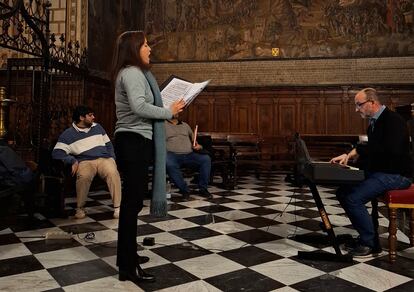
[115,66,172,139]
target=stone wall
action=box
[151,56,414,86]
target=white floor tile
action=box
[175,253,244,279]
[0,243,32,260]
[0,270,60,292]
[251,258,325,285]
[35,246,98,268]
[332,262,411,291]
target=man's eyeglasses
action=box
[355,100,372,109]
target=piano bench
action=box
[382,184,414,263]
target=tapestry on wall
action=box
[145,0,414,61]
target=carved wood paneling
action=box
[182,85,414,137]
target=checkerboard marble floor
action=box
[1,172,414,292]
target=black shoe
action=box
[179,190,190,200]
[199,188,212,199]
[119,269,155,283]
[137,265,156,281]
[349,244,381,258]
[137,255,150,264]
[343,237,360,251]
[343,237,382,254]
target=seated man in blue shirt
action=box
[52,105,121,219]
[165,115,212,200]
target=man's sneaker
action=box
[349,244,382,258]
[75,208,86,219]
[199,188,213,199]
[113,207,120,219]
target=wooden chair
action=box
[227,133,262,187]
[198,132,235,189]
[382,184,414,263]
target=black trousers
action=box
[115,131,153,272]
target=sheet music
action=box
[161,77,210,109]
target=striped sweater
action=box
[52,122,115,165]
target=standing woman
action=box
[111,31,184,284]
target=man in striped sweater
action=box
[52,105,121,219]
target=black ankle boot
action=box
[119,269,155,283]
[137,264,155,281]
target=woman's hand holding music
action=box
[170,99,185,115]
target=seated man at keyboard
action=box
[165,114,212,200]
[52,105,121,219]
[330,88,412,258]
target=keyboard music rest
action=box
[304,162,365,184]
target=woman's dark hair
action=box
[111,30,150,84]
[72,105,93,123]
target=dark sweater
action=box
[356,107,411,178]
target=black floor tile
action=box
[289,209,322,219]
[138,223,165,236]
[185,214,227,225]
[136,263,199,291]
[0,233,20,245]
[229,229,283,244]
[170,226,222,241]
[24,238,82,254]
[254,187,281,192]
[243,207,280,216]
[86,241,117,258]
[250,192,282,198]
[88,193,111,200]
[235,216,279,228]
[287,188,312,194]
[206,268,284,292]
[67,200,103,209]
[167,203,188,211]
[8,216,54,232]
[138,214,178,223]
[219,246,283,266]
[87,211,115,221]
[48,259,117,287]
[197,204,234,213]
[386,280,414,291]
[151,242,211,262]
[290,194,315,201]
[84,200,105,207]
[292,200,317,208]
[246,199,279,206]
[209,197,237,204]
[290,219,325,231]
[366,255,414,279]
[60,222,108,234]
[0,255,44,277]
[290,232,333,249]
[291,251,357,273]
[291,274,372,292]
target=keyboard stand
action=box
[297,181,353,262]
